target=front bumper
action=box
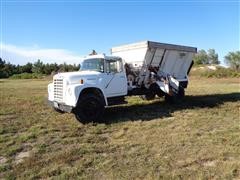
[48,100,73,113]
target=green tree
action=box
[59,62,69,72]
[0,58,16,78]
[43,63,51,74]
[0,58,80,78]
[193,49,219,65]
[32,59,44,74]
[0,58,8,78]
[193,49,208,65]
[73,63,80,71]
[225,51,240,70]
[0,58,5,69]
[21,62,33,73]
[2,62,16,77]
[207,49,219,64]
[50,63,59,73]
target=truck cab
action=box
[48,54,127,123]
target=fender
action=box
[66,84,108,107]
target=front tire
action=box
[74,94,104,123]
[53,107,64,114]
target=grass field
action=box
[0,77,239,179]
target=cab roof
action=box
[83,54,121,61]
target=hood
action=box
[54,71,101,84]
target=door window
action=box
[105,59,123,73]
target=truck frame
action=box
[48,41,197,123]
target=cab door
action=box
[104,59,127,97]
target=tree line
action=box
[193,49,240,70]
[0,58,80,78]
[0,49,239,78]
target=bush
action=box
[200,67,240,78]
[10,73,44,79]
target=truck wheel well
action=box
[79,88,106,105]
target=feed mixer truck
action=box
[48,41,197,123]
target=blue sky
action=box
[0,0,239,65]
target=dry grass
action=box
[0,77,239,179]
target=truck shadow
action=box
[103,92,240,124]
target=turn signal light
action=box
[80,79,84,84]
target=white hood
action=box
[54,71,101,84]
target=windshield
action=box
[80,58,104,72]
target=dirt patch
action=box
[15,151,30,164]
[203,160,216,167]
[0,156,7,165]
[178,158,216,168]
[207,65,217,70]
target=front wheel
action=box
[53,107,64,114]
[74,94,105,123]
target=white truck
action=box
[48,41,197,123]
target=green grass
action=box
[9,73,45,79]
[0,77,239,179]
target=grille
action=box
[54,78,64,102]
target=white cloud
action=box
[0,43,83,65]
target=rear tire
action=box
[177,87,185,98]
[156,89,165,98]
[141,91,155,100]
[141,83,160,100]
[165,87,185,103]
[164,94,174,103]
[74,94,104,124]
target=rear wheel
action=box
[74,94,104,123]
[164,94,174,103]
[156,89,165,98]
[141,83,160,100]
[177,87,185,98]
[141,91,155,100]
[165,87,185,103]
